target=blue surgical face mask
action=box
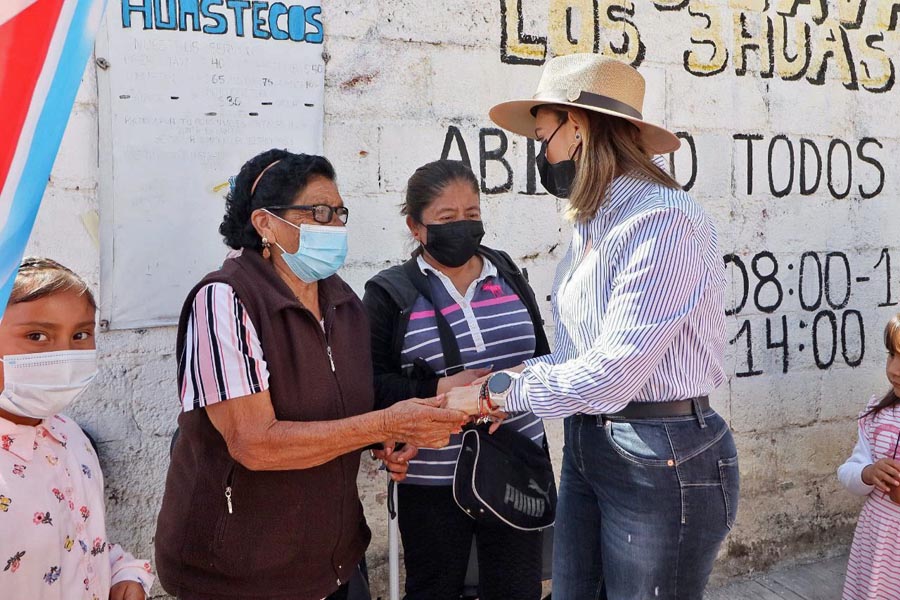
[266,211,348,283]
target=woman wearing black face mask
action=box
[363,160,550,600]
[446,54,735,600]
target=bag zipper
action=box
[217,465,237,544]
[326,345,335,372]
[224,465,236,514]
[293,299,349,577]
[321,304,348,582]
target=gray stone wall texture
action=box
[26,1,900,597]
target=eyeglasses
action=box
[267,204,350,225]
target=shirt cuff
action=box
[524,354,557,368]
[504,371,532,413]
[840,462,876,496]
[109,544,155,595]
[110,568,154,596]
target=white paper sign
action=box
[97,0,325,329]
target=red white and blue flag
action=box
[0,0,106,318]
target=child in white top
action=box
[0,258,153,600]
[838,313,900,600]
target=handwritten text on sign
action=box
[121,0,324,42]
[501,0,898,92]
[726,248,897,376]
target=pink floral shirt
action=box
[0,414,153,599]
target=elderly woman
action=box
[154,150,467,600]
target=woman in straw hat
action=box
[446,54,738,599]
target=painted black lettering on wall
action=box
[439,127,887,201]
[439,125,545,196]
[499,1,898,93]
[733,133,885,200]
[725,247,900,377]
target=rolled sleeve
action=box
[523,353,562,369]
[180,283,270,411]
[108,543,155,595]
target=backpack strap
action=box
[479,247,551,357]
[400,258,465,376]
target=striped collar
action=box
[416,253,498,280]
[582,155,670,236]
[601,156,668,213]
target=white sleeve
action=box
[837,425,876,497]
[108,543,154,594]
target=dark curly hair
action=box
[219,149,336,250]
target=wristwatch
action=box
[486,371,516,409]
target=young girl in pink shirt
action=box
[839,313,900,599]
[0,258,153,600]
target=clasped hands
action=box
[442,366,519,434]
[371,366,523,480]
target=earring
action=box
[261,236,271,260]
[575,132,581,140]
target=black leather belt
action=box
[603,396,710,420]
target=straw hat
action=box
[489,54,680,154]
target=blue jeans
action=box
[552,409,739,600]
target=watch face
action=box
[488,372,512,394]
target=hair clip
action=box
[213,176,237,195]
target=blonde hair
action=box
[547,107,681,223]
[9,257,96,310]
[886,313,900,355]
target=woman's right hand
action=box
[436,367,492,395]
[381,396,468,449]
[862,459,900,492]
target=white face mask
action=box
[0,350,98,419]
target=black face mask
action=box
[535,119,581,198]
[423,220,485,268]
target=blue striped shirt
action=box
[506,159,727,418]
[402,255,544,485]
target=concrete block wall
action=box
[24,1,900,597]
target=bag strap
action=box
[479,247,550,357]
[401,258,464,376]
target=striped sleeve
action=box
[523,246,571,369]
[180,283,269,412]
[523,306,569,368]
[506,207,705,417]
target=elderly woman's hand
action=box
[372,442,419,482]
[382,396,468,448]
